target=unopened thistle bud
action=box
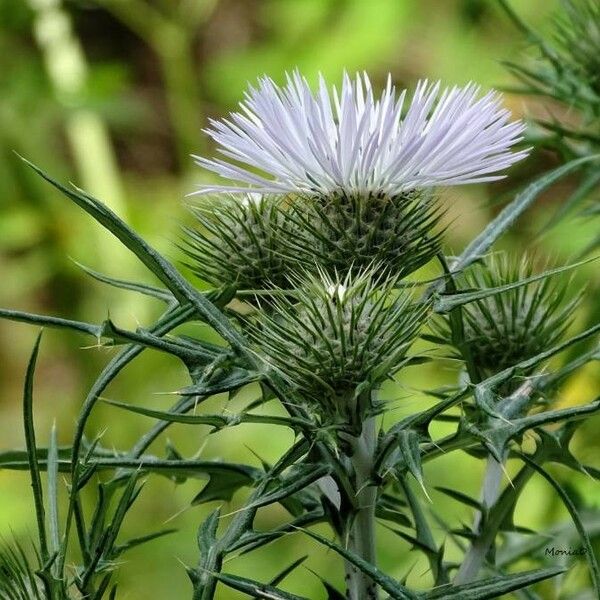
[181,194,292,291]
[439,255,579,380]
[251,270,429,431]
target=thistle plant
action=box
[500,0,600,249]
[501,0,600,129]
[1,69,600,600]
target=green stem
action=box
[454,459,534,584]
[454,454,505,584]
[345,416,378,600]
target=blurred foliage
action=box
[1,0,599,598]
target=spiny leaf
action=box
[298,528,418,599]
[113,528,176,557]
[268,555,309,587]
[251,464,331,511]
[0,453,262,484]
[180,367,262,396]
[303,565,346,599]
[74,260,174,302]
[46,422,61,573]
[517,452,600,595]
[434,487,482,511]
[498,343,600,418]
[0,308,223,364]
[398,479,442,583]
[192,471,256,505]
[103,399,309,432]
[23,333,48,563]
[422,566,564,599]
[212,572,309,599]
[431,155,600,291]
[20,157,250,356]
[540,168,600,233]
[434,258,594,313]
[197,508,220,559]
[395,431,428,497]
[474,322,600,419]
[0,308,100,337]
[479,398,600,460]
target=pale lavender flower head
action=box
[194,71,528,198]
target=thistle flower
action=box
[251,270,428,431]
[181,194,293,291]
[194,72,527,197]
[437,255,579,380]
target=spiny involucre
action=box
[194,71,528,198]
[250,270,429,430]
[181,194,294,291]
[438,254,580,380]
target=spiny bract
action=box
[440,255,579,381]
[181,194,293,291]
[285,190,443,278]
[251,270,429,430]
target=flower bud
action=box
[182,194,292,291]
[438,255,579,380]
[251,269,428,430]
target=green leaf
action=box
[0,452,262,486]
[268,555,308,587]
[197,508,220,558]
[22,332,49,563]
[395,431,427,496]
[103,399,311,433]
[251,464,330,511]
[433,155,600,290]
[434,487,482,511]
[422,567,564,599]
[517,452,600,596]
[180,367,262,396]
[481,398,600,460]
[299,528,418,599]
[540,168,600,233]
[0,308,101,337]
[434,258,595,314]
[399,478,447,584]
[498,343,600,418]
[20,157,250,356]
[0,307,222,365]
[304,567,346,600]
[192,471,256,505]
[113,528,176,557]
[213,572,309,599]
[74,260,174,302]
[475,322,600,420]
[230,509,324,556]
[46,422,61,571]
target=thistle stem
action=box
[454,454,505,584]
[345,416,378,600]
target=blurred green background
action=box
[1,0,599,598]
